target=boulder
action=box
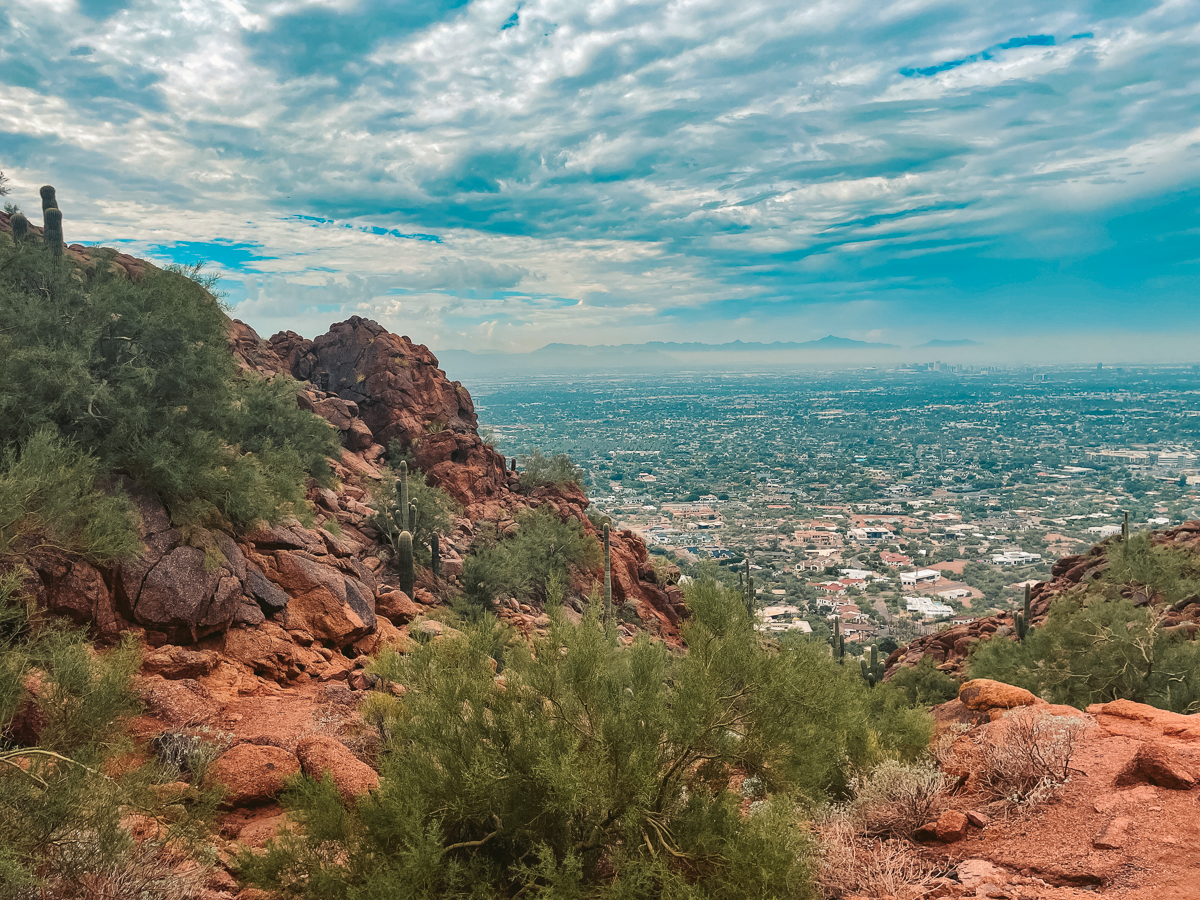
[137,676,213,727]
[269,551,375,645]
[295,735,379,800]
[1118,742,1196,789]
[376,589,421,624]
[142,646,217,680]
[958,679,1041,712]
[209,744,300,806]
[934,809,969,843]
[245,568,289,612]
[133,545,243,635]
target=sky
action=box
[2,0,1198,361]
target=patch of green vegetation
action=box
[518,449,584,493]
[969,594,1200,714]
[458,507,601,617]
[0,569,222,894]
[239,579,933,899]
[0,239,339,548]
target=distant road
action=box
[873,597,895,624]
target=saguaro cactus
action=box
[1121,511,1129,542]
[603,522,613,624]
[10,212,28,241]
[831,618,845,663]
[43,208,63,257]
[398,460,410,532]
[40,185,57,212]
[1015,584,1033,642]
[430,532,441,579]
[860,644,884,687]
[397,531,415,600]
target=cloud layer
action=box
[2,0,1197,355]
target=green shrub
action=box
[0,570,219,895]
[0,428,141,564]
[1099,534,1200,606]
[241,580,935,899]
[518,449,584,493]
[968,594,1200,713]
[886,656,960,708]
[0,238,339,532]
[459,507,601,614]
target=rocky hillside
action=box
[885,522,1200,679]
[3,206,685,690]
[29,312,686,692]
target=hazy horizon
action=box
[2,1,1197,358]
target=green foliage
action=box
[242,580,934,899]
[0,428,142,564]
[1099,534,1200,606]
[459,507,601,614]
[969,595,1200,714]
[518,449,584,493]
[0,239,339,532]
[0,572,219,894]
[887,656,960,708]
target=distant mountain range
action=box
[435,335,982,378]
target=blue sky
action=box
[2,0,1198,359]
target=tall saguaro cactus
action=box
[40,185,57,212]
[1015,584,1033,642]
[43,208,63,257]
[397,531,415,600]
[430,532,441,579]
[398,460,410,532]
[831,618,845,663]
[602,522,613,625]
[10,212,28,242]
[1121,511,1129,542]
[860,644,884,687]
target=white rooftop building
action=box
[992,550,1042,566]
[900,568,941,585]
[905,597,954,618]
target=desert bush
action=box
[459,506,601,613]
[977,708,1088,806]
[0,239,338,532]
[969,595,1200,713]
[1100,534,1200,606]
[815,813,939,900]
[886,655,960,707]
[240,579,936,899]
[518,449,584,492]
[0,571,218,895]
[0,428,141,564]
[848,760,948,839]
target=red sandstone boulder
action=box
[958,679,1042,712]
[934,809,969,843]
[376,589,421,625]
[210,744,301,806]
[1117,742,1197,789]
[295,735,379,800]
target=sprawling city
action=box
[476,365,1200,646]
